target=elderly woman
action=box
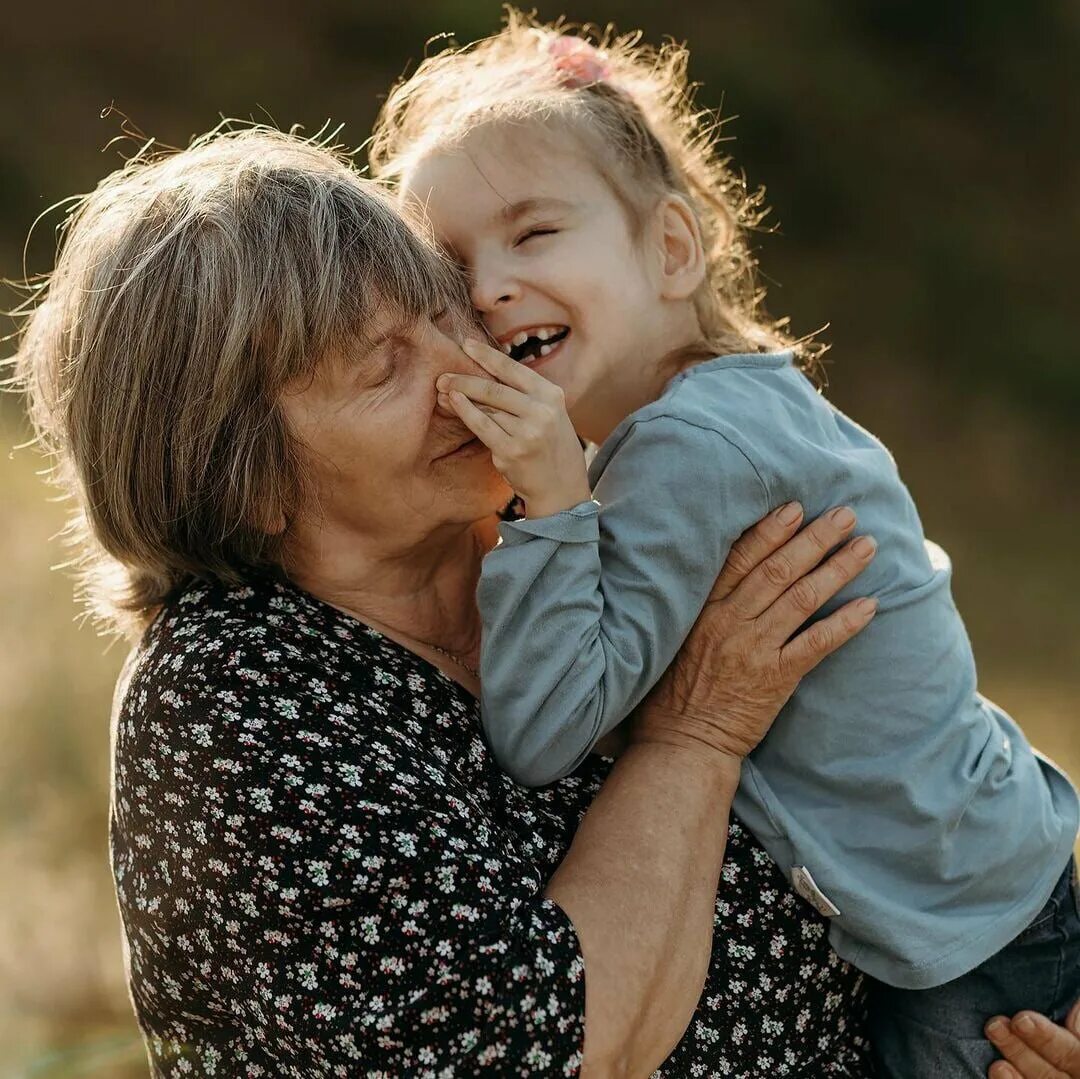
[13,129,1074,1078]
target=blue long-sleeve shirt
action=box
[477,350,1079,989]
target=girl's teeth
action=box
[539,344,553,357]
[537,328,551,341]
[502,343,513,354]
[512,331,529,346]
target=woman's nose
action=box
[430,327,485,418]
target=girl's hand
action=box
[436,338,591,519]
[985,1001,1080,1078]
[632,503,878,761]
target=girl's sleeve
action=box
[478,415,770,787]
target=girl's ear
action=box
[653,194,707,300]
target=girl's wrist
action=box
[523,484,594,519]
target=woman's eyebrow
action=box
[498,197,574,225]
[363,313,420,350]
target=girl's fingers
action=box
[439,390,517,436]
[727,506,858,620]
[778,596,878,680]
[709,502,805,603]
[445,391,513,452]
[760,535,878,645]
[437,373,532,418]
[985,1016,1068,1079]
[460,337,554,396]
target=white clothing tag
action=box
[791,865,842,917]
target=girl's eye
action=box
[514,227,558,247]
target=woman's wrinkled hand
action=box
[631,502,878,761]
[986,1001,1080,1078]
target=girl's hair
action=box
[368,9,824,378]
[7,125,469,637]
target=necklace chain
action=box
[427,642,479,678]
[352,608,479,679]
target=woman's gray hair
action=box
[7,125,469,637]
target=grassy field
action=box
[1,365,1077,1076]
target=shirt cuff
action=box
[497,499,600,546]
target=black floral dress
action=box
[110,572,873,1077]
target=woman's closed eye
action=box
[358,343,402,389]
[513,227,559,247]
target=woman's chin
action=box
[455,461,513,518]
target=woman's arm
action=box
[546,502,879,1077]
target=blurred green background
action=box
[1,1,1078,1075]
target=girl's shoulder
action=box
[662,350,808,422]
[590,354,791,478]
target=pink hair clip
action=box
[547,35,612,89]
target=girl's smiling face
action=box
[403,127,699,443]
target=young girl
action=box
[369,15,1080,1076]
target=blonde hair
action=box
[369,10,824,378]
[7,125,469,637]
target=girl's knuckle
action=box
[540,383,563,406]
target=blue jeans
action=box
[868,856,1080,1078]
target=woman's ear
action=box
[653,194,707,300]
[255,494,288,537]
[263,510,288,536]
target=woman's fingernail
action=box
[777,501,803,525]
[852,536,876,558]
[436,375,451,391]
[1014,1014,1037,1036]
[985,1017,1007,1037]
[830,506,856,528]
[856,598,878,617]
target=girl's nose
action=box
[469,262,520,314]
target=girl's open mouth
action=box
[502,325,570,365]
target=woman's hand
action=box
[436,338,591,519]
[985,1002,1080,1077]
[632,501,878,760]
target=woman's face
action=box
[280,311,511,556]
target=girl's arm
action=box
[549,504,878,1076]
[477,414,777,785]
[443,338,818,787]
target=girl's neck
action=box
[576,331,714,446]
